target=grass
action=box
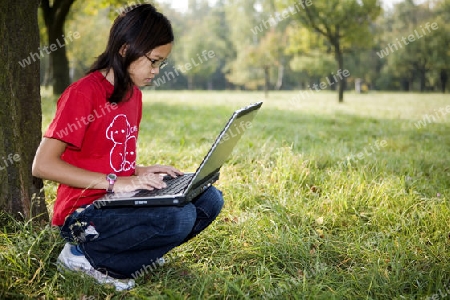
[1,90,450,299]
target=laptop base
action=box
[93,172,220,209]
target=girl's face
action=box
[127,43,173,87]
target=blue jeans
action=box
[59,186,224,279]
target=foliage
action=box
[378,0,450,91]
[37,0,450,92]
[173,1,228,89]
[66,3,112,80]
[275,0,382,101]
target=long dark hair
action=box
[89,4,174,103]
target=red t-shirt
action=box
[45,71,142,226]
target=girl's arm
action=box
[32,138,166,191]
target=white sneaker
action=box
[156,257,165,267]
[57,243,135,291]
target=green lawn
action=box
[2,90,450,299]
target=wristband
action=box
[106,173,117,193]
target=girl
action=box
[32,4,223,291]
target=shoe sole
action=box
[56,257,135,291]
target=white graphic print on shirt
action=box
[106,114,137,172]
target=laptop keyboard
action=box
[133,173,194,197]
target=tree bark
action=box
[49,27,71,94]
[419,69,426,92]
[188,76,194,90]
[401,78,410,91]
[0,1,48,222]
[328,74,337,91]
[335,46,345,103]
[440,69,448,94]
[275,63,284,90]
[264,65,270,98]
[41,0,75,95]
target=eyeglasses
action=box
[143,53,168,70]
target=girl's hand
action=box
[135,164,184,178]
[111,164,184,193]
[114,172,167,192]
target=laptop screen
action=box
[187,102,263,190]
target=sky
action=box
[161,0,188,12]
[161,0,421,12]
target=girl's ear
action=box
[119,44,128,57]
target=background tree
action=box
[40,0,76,95]
[286,24,336,90]
[224,0,260,90]
[175,1,227,89]
[250,0,294,96]
[278,0,381,102]
[382,1,431,91]
[433,0,450,93]
[248,29,288,97]
[225,0,296,94]
[34,0,449,94]
[0,0,48,222]
[65,2,112,81]
[376,0,449,92]
[39,0,128,94]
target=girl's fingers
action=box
[142,174,166,189]
[153,165,184,176]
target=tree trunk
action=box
[188,76,194,90]
[440,69,448,94]
[49,27,71,94]
[42,55,53,88]
[275,63,284,90]
[0,1,48,222]
[264,65,270,98]
[328,74,336,91]
[335,47,345,103]
[41,0,75,95]
[401,78,410,91]
[419,69,426,92]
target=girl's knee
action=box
[207,186,224,210]
[195,186,224,219]
[169,204,197,238]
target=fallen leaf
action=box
[310,185,319,193]
[316,229,324,238]
[315,217,324,225]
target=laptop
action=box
[93,101,263,209]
